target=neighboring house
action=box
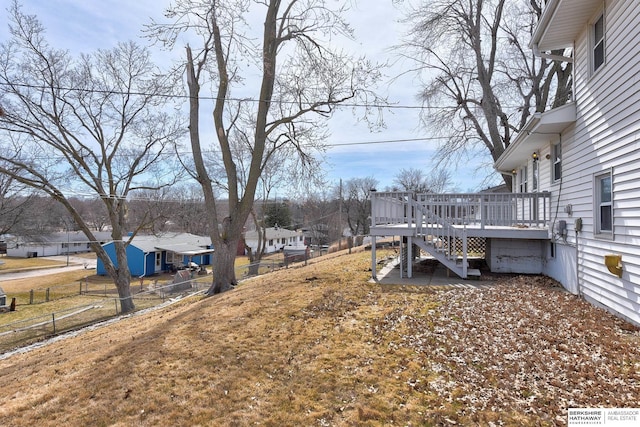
[370,0,640,326]
[6,231,111,258]
[244,227,306,255]
[96,233,213,277]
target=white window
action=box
[595,171,613,237]
[592,12,605,72]
[519,165,528,193]
[552,143,562,182]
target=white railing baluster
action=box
[370,191,551,229]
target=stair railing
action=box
[412,196,468,277]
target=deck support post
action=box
[371,235,377,280]
[462,227,468,278]
[407,236,413,278]
[399,238,404,279]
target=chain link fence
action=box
[0,276,211,354]
[1,249,334,354]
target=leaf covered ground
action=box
[0,249,638,426]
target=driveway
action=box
[0,256,97,281]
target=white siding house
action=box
[6,231,112,258]
[496,0,640,325]
[369,0,640,327]
[244,227,306,255]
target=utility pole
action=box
[338,179,343,250]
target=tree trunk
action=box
[245,245,261,276]
[114,269,135,313]
[110,238,135,313]
[208,238,238,295]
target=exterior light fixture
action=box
[532,152,539,161]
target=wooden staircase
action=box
[411,198,481,279]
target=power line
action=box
[0,136,443,163]
[0,81,428,109]
[0,81,527,111]
[327,137,443,147]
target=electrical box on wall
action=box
[556,220,567,238]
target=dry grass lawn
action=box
[1,270,98,294]
[0,248,638,426]
[0,256,65,270]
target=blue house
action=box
[96,233,214,277]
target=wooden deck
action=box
[369,191,552,279]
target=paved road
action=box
[0,256,97,281]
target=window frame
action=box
[519,164,528,193]
[591,11,606,74]
[594,169,613,239]
[552,143,562,183]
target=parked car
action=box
[177,262,200,273]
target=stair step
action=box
[467,268,481,277]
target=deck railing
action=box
[371,191,551,229]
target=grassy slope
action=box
[0,248,638,426]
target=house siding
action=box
[96,243,147,277]
[538,0,640,325]
[96,242,117,275]
[244,228,306,255]
[96,233,213,277]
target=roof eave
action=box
[495,103,576,173]
[530,0,603,52]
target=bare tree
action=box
[0,2,184,313]
[343,176,378,236]
[301,191,339,247]
[398,0,572,187]
[392,167,455,193]
[81,198,111,232]
[392,168,430,193]
[166,185,211,235]
[0,170,38,235]
[147,0,385,294]
[233,132,296,269]
[425,168,456,194]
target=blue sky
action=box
[0,0,500,193]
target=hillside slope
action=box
[0,249,638,426]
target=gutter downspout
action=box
[142,252,147,278]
